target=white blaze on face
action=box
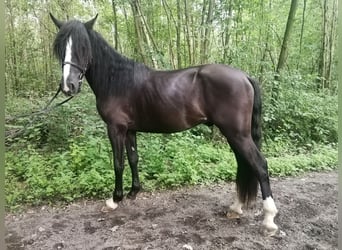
[62,37,73,93]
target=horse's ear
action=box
[49,13,64,29]
[84,14,98,29]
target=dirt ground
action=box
[5,171,338,250]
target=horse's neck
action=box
[85,44,149,98]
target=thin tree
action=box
[200,0,214,64]
[318,0,337,90]
[297,0,306,70]
[111,0,119,50]
[275,0,298,80]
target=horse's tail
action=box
[249,77,262,150]
[235,76,262,205]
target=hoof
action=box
[105,198,118,210]
[226,211,241,219]
[262,222,278,237]
[127,192,137,200]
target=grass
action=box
[5,130,337,211]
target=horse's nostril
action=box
[68,82,76,92]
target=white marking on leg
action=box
[62,37,73,93]
[227,196,243,219]
[131,146,135,152]
[229,197,243,215]
[105,197,118,210]
[262,196,278,235]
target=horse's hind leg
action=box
[125,131,141,199]
[227,196,244,219]
[227,152,248,218]
[224,131,278,236]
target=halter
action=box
[62,61,87,80]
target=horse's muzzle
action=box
[60,79,81,96]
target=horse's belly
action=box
[134,109,207,133]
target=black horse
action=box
[50,14,278,235]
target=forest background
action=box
[4,0,338,210]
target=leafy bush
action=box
[267,144,337,176]
[137,132,237,189]
[262,72,337,146]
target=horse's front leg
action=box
[106,125,126,210]
[125,130,140,199]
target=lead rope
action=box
[44,86,74,111]
[5,86,74,144]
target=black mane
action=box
[86,29,151,97]
[53,19,151,98]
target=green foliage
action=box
[268,144,337,176]
[5,0,338,95]
[137,133,236,189]
[5,134,114,208]
[262,72,337,147]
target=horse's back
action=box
[198,64,251,93]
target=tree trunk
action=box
[200,0,214,63]
[275,0,298,79]
[176,0,182,68]
[130,0,148,65]
[325,0,337,90]
[318,0,328,89]
[296,0,306,70]
[317,0,337,90]
[131,0,159,68]
[161,0,176,68]
[6,0,19,95]
[183,0,192,66]
[111,0,119,50]
[221,0,233,64]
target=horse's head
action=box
[50,13,98,96]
